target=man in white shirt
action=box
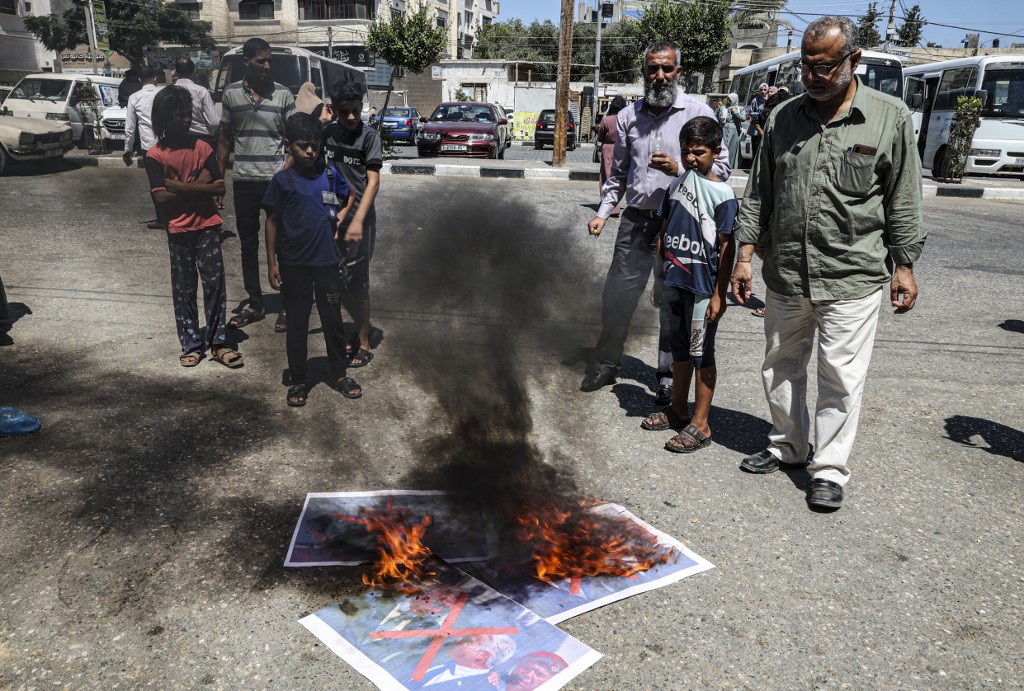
[173,56,218,144]
[123,66,159,164]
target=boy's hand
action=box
[344,219,363,243]
[650,283,662,308]
[707,293,727,322]
[213,196,225,209]
[731,262,753,304]
[588,216,606,237]
[268,266,282,291]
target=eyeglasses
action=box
[798,50,857,77]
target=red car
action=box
[416,102,510,159]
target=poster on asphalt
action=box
[470,503,715,624]
[299,559,602,691]
[285,491,497,567]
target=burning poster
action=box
[471,503,714,624]
[286,491,497,567]
[299,560,602,691]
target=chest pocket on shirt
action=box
[834,150,876,196]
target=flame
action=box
[334,500,435,591]
[515,499,672,582]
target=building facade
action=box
[0,0,58,84]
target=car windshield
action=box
[430,104,494,123]
[10,78,73,102]
[860,62,903,98]
[980,67,1024,118]
[382,108,410,117]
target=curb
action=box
[70,153,1024,199]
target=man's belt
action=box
[628,207,661,220]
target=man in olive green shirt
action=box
[730,16,924,510]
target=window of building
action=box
[298,0,373,19]
[178,2,201,19]
[24,1,32,13]
[0,0,18,15]
[481,16,490,28]
[238,0,274,20]
[464,10,472,27]
[436,15,446,28]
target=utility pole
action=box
[553,0,574,167]
[882,0,897,52]
[592,4,603,121]
[327,26,334,60]
[84,0,99,75]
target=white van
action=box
[3,73,122,148]
[903,55,1024,177]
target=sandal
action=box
[641,406,689,431]
[348,347,373,368]
[665,424,712,454]
[179,351,203,367]
[210,347,244,368]
[274,310,287,333]
[287,385,307,407]
[752,307,765,318]
[338,377,362,400]
[229,307,264,329]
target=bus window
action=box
[776,59,799,92]
[934,67,977,111]
[748,68,769,104]
[731,72,752,104]
[980,66,1024,118]
[310,62,324,98]
[904,76,926,110]
[860,62,904,98]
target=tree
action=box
[629,0,731,92]
[896,4,926,48]
[857,3,883,48]
[367,9,447,127]
[23,0,213,68]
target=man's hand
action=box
[707,293,727,322]
[588,216,606,237]
[344,219,363,243]
[648,152,678,176]
[122,151,133,167]
[268,265,282,291]
[890,264,918,314]
[731,262,753,304]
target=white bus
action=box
[903,55,1024,178]
[729,50,904,164]
[213,45,367,105]
[730,49,905,109]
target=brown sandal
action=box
[179,351,202,367]
[665,424,712,453]
[210,347,244,368]
[641,407,689,431]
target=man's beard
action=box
[806,63,854,101]
[644,78,679,109]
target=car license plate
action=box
[382,122,395,127]
[1016,157,1024,165]
[45,148,62,157]
[441,144,467,152]
[107,132,125,140]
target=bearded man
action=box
[581,40,731,395]
[730,16,923,510]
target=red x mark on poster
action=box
[368,592,519,682]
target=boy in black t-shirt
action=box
[263,113,360,406]
[323,83,383,369]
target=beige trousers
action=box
[761,287,883,486]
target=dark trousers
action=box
[168,227,227,354]
[280,265,348,385]
[593,209,664,372]
[232,179,270,311]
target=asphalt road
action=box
[0,162,1022,689]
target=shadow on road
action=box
[998,319,1024,334]
[944,414,1024,462]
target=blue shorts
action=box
[661,285,718,368]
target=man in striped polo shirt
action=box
[217,37,296,330]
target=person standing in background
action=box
[595,95,627,218]
[173,56,218,146]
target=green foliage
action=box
[23,0,213,67]
[367,9,447,74]
[629,0,730,88]
[896,4,926,48]
[454,88,471,101]
[857,2,883,48]
[74,80,104,153]
[477,19,558,81]
[926,41,942,48]
[942,95,982,180]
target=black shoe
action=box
[739,449,781,473]
[580,368,616,392]
[807,479,843,509]
[653,383,674,407]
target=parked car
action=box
[416,102,510,159]
[100,105,128,150]
[378,106,421,145]
[0,112,74,175]
[534,109,577,150]
[4,73,121,149]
